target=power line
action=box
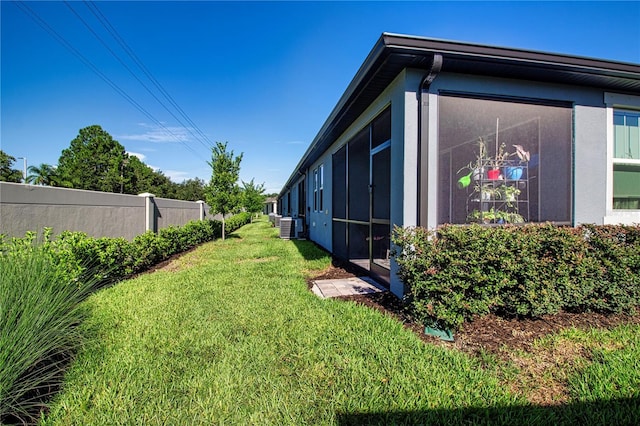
[83,1,215,150]
[12,1,207,163]
[63,0,213,153]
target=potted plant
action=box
[475,183,502,201]
[457,138,490,187]
[498,210,525,224]
[487,142,512,180]
[504,144,530,180]
[467,208,494,224]
[500,185,521,206]
[467,208,525,224]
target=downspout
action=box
[416,53,443,227]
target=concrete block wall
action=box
[0,182,212,240]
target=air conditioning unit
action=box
[279,217,295,239]
[274,214,282,228]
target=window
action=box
[319,164,324,211]
[437,94,573,225]
[313,169,318,211]
[313,165,324,212]
[613,109,640,209]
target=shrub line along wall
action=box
[0,182,219,240]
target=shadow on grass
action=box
[291,239,373,278]
[291,239,331,262]
[223,233,242,240]
[336,397,640,425]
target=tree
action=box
[107,154,176,198]
[57,125,126,192]
[241,179,266,222]
[26,163,60,186]
[205,142,243,240]
[175,178,206,201]
[0,150,23,183]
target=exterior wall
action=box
[0,182,211,240]
[391,69,422,296]
[304,70,419,296]
[282,190,290,216]
[292,175,305,219]
[574,103,608,224]
[263,199,277,215]
[399,70,423,229]
[282,67,638,299]
[424,72,634,228]
[305,71,410,252]
[307,160,332,251]
[290,180,298,218]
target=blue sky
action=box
[2,1,639,194]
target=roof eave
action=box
[279,34,640,197]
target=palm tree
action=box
[26,163,59,186]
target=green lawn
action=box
[42,218,640,425]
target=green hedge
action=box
[392,224,640,331]
[0,213,252,421]
[1,212,252,288]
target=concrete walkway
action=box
[311,276,387,298]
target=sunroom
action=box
[279,33,640,297]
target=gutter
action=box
[417,53,443,227]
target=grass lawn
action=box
[42,218,640,425]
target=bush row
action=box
[392,223,640,331]
[1,212,252,288]
[0,212,252,422]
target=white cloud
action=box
[118,123,191,143]
[163,170,191,183]
[126,151,146,161]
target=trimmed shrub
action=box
[0,213,251,422]
[1,214,249,291]
[393,224,640,331]
[224,212,252,234]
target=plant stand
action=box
[466,159,530,224]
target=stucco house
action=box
[263,197,278,215]
[278,33,640,297]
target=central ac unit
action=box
[279,217,295,239]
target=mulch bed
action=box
[309,258,640,358]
